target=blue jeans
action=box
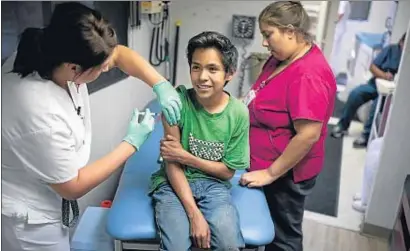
[338,83,378,130]
[362,97,378,140]
[152,179,245,251]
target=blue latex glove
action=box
[123,108,155,150]
[152,80,182,126]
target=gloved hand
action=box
[152,80,182,126]
[123,108,155,150]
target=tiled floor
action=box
[303,218,388,251]
[301,116,390,251]
[305,119,366,231]
[304,118,368,232]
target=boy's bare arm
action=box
[183,154,234,181]
[161,116,211,248]
[160,135,234,181]
[161,116,200,218]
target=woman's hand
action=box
[109,46,182,126]
[239,169,278,187]
[123,108,155,150]
[153,81,182,126]
[160,135,189,164]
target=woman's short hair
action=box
[259,1,312,42]
[12,2,118,79]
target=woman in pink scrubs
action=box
[239,2,337,250]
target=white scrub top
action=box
[1,54,92,224]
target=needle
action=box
[138,112,158,116]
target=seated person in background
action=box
[331,32,405,148]
[149,31,249,251]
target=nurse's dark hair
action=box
[259,1,312,43]
[12,2,118,79]
[186,31,238,85]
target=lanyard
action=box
[244,53,297,106]
[67,82,84,119]
[254,73,276,93]
[254,44,313,94]
[243,70,277,107]
[254,58,289,94]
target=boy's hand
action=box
[160,135,189,164]
[189,211,211,249]
[384,71,394,81]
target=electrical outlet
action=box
[140,1,163,14]
[232,15,256,39]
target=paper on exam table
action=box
[376,78,396,95]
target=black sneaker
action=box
[353,135,368,148]
[331,125,347,138]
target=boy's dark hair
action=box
[186,31,238,76]
[12,2,118,79]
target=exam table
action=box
[106,100,275,251]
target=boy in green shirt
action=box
[149,31,249,251]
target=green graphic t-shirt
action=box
[149,85,250,193]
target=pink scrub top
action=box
[247,44,337,182]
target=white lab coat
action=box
[1,53,92,251]
[2,214,71,251]
[330,1,351,73]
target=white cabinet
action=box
[338,32,385,122]
[347,33,384,89]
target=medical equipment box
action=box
[70,207,114,251]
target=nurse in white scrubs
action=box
[330,1,351,73]
[1,2,181,251]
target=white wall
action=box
[169,1,272,97]
[169,1,396,96]
[365,20,410,231]
[391,1,410,43]
[77,19,157,214]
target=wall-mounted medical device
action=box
[232,15,256,39]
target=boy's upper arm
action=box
[161,115,181,139]
[222,106,250,170]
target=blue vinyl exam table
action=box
[106,100,275,250]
